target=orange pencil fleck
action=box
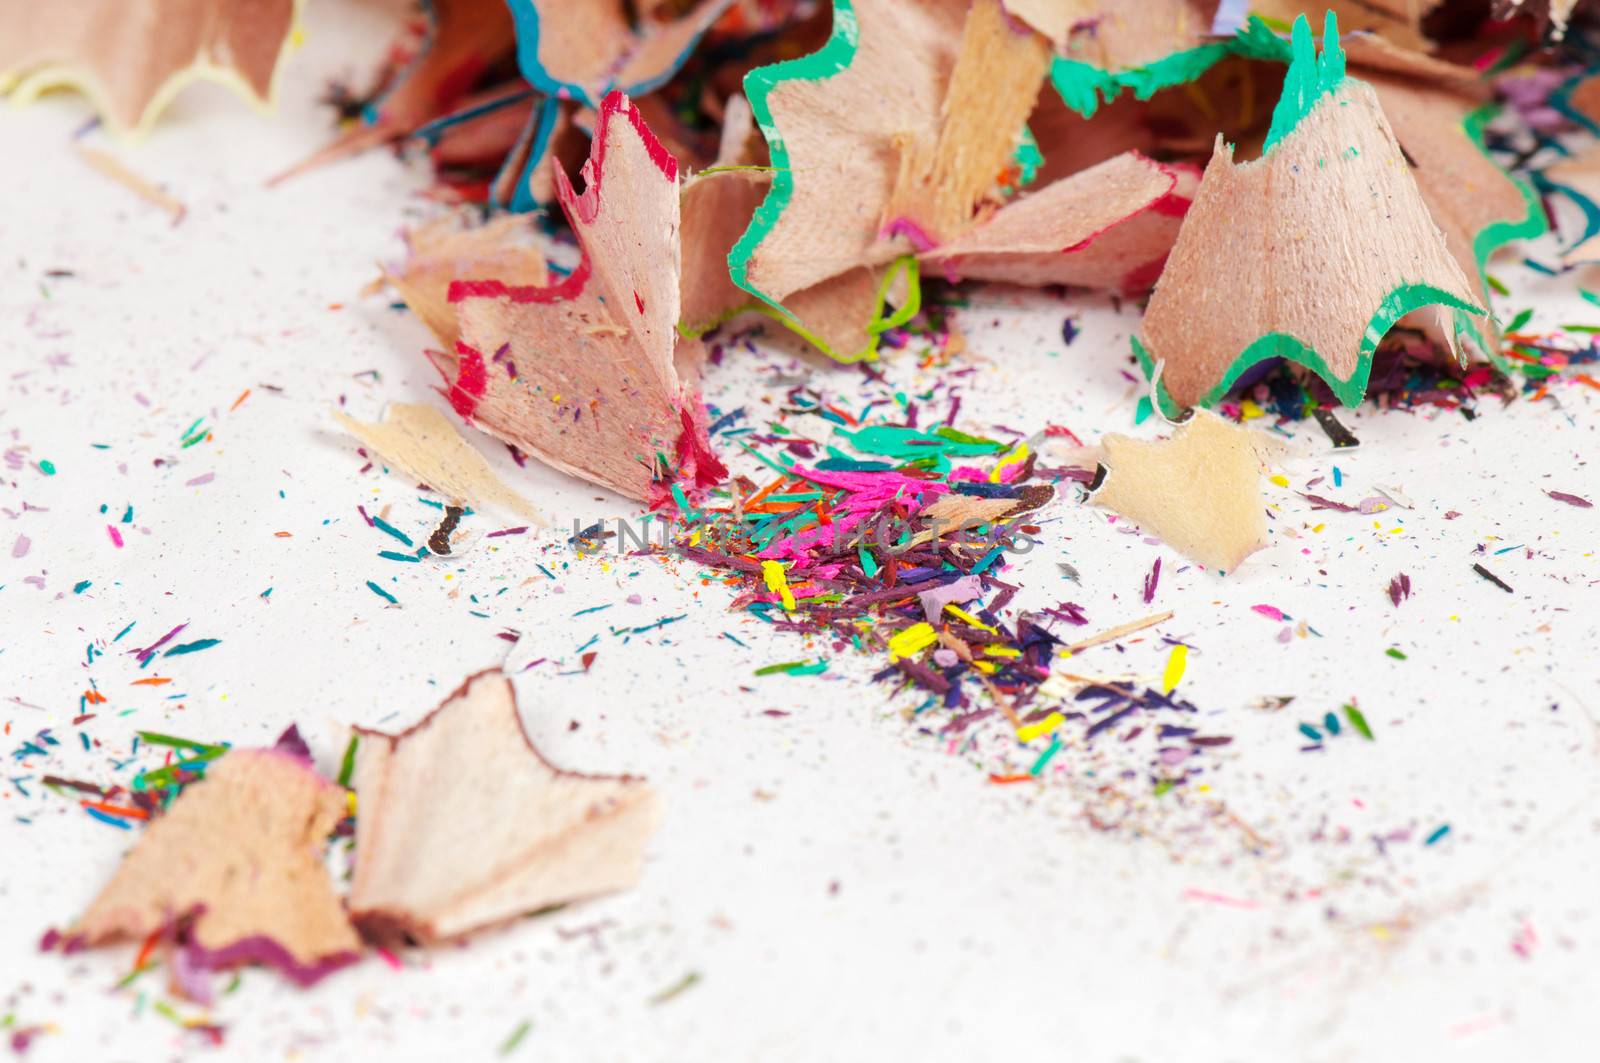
[987,773,1036,785]
[230,388,251,411]
[742,477,789,510]
[80,799,150,821]
[132,677,172,686]
[133,927,162,970]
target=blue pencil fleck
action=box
[84,807,132,830]
[371,516,413,547]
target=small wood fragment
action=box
[1063,611,1177,654]
[348,671,660,944]
[76,146,185,224]
[74,747,360,987]
[335,403,544,524]
[1092,411,1272,573]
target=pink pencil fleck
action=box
[1181,888,1258,909]
[106,525,123,548]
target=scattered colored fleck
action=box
[649,971,701,1005]
[1344,703,1373,740]
[500,1019,533,1055]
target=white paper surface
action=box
[2,3,1598,1060]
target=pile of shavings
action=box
[19,729,231,834]
[663,362,1236,795]
[315,5,1546,398]
[287,1,1600,541]
[1221,319,1600,437]
[42,673,661,1018]
[17,0,1597,430]
[1216,334,1519,430]
[1500,327,1600,393]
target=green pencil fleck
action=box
[39,460,56,475]
[337,735,360,787]
[754,658,827,676]
[650,971,701,1005]
[114,961,157,989]
[857,546,879,577]
[499,1019,533,1055]
[137,731,226,754]
[1030,736,1063,776]
[1344,703,1374,740]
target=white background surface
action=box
[3,2,1599,1060]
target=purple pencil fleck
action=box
[1043,601,1089,626]
[131,621,188,664]
[1298,492,1359,512]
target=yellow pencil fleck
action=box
[761,560,796,611]
[989,442,1030,483]
[888,622,937,660]
[1016,711,1065,743]
[1161,644,1188,694]
[944,604,997,633]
